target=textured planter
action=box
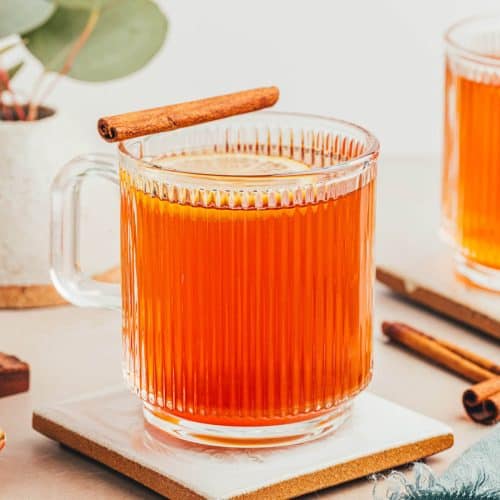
[0,109,118,308]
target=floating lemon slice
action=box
[151,153,311,176]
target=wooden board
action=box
[375,156,500,340]
[33,388,453,500]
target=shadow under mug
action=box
[51,111,379,447]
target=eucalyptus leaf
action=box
[25,0,168,82]
[7,61,24,80]
[54,0,111,8]
[0,0,55,37]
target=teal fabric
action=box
[440,425,500,494]
[374,425,500,500]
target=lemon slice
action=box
[151,153,311,176]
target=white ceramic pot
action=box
[0,109,119,307]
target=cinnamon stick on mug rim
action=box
[98,86,280,143]
[381,321,497,383]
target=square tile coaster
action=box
[377,261,500,340]
[33,388,453,500]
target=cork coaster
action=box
[33,388,453,499]
[0,267,120,309]
[376,266,500,340]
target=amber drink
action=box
[52,112,379,447]
[443,17,500,290]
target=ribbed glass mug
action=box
[51,112,379,447]
[442,16,500,291]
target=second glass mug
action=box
[443,16,500,290]
[51,112,379,447]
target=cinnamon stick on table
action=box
[381,322,497,383]
[463,377,500,425]
[98,86,279,142]
[382,321,500,425]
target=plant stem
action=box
[1,100,13,120]
[0,69,25,120]
[26,71,47,120]
[27,8,100,120]
[9,91,26,120]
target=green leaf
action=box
[25,0,168,82]
[54,0,111,8]
[7,62,24,80]
[0,0,55,37]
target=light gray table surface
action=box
[0,156,499,499]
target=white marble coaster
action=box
[377,258,500,340]
[33,388,453,499]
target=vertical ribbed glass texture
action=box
[119,114,378,426]
[443,18,500,275]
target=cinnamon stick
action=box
[463,377,500,425]
[434,338,500,376]
[98,86,280,142]
[381,322,497,383]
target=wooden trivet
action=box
[0,352,29,398]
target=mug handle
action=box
[50,153,121,310]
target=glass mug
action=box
[442,16,500,291]
[51,112,379,447]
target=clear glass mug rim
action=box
[445,14,500,66]
[117,111,380,180]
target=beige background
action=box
[6,0,499,159]
[0,156,499,498]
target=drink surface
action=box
[149,152,312,175]
[120,152,375,425]
[443,62,500,269]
